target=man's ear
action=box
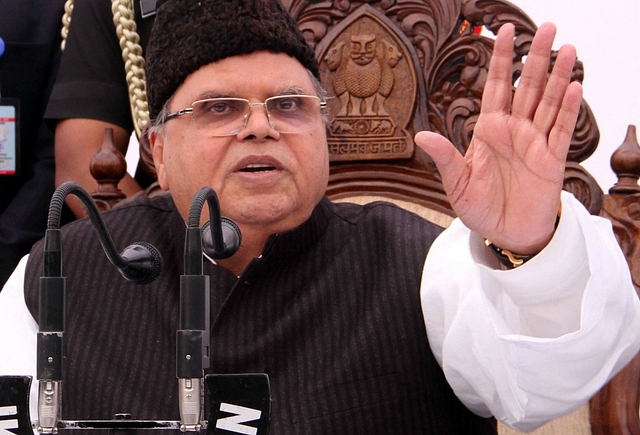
[148,127,169,190]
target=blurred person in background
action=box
[0,0,67,288]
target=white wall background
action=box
[508,0,640,192]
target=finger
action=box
[532,43,577,134]
[511,22,557,120]
[414,131,468,198]
[547,80,582,161]
[480,23,516,114]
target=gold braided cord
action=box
[60,0,74,51]
[58,0,149,138]
[112,0,149,138]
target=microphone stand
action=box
[177,187,240,432]
[177,210,208,431]
[35,182,163,433]
[36,221,64,434]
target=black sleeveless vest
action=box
[25,193,497,434]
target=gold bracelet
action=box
[484,239,534,269]
[484,211,561,269]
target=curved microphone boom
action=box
[46,181,163,284]
[189,187,242,261]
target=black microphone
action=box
[118,242,163,284]
[46,182,163,285]
[201,218,241,260]
[189,187,241,260]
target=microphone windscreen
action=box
[201,218,242,260]
[119,242,163,284]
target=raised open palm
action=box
[415,22,583,255]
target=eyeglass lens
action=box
[190,95,322,136]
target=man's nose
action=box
[236,104,280,140]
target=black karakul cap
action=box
[145,0,320,120]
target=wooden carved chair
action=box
[87,0,640,433]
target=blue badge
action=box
[0,37,5,57]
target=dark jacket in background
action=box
[0,0,67,287]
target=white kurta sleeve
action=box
[421,191,640,432]
[0,254,39,425]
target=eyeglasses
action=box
[163,95,327,136]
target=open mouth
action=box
[239,164,276,173]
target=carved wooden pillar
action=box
[601,124,640,288]
[590,124,640,435]
[89,128,127,211]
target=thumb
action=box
[414,131,466,182]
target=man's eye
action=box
[273,97,301,111]
[200,99,243,115]
[211,103,229,112]
[209,101,234,113]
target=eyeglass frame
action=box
[159,94,328,135]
